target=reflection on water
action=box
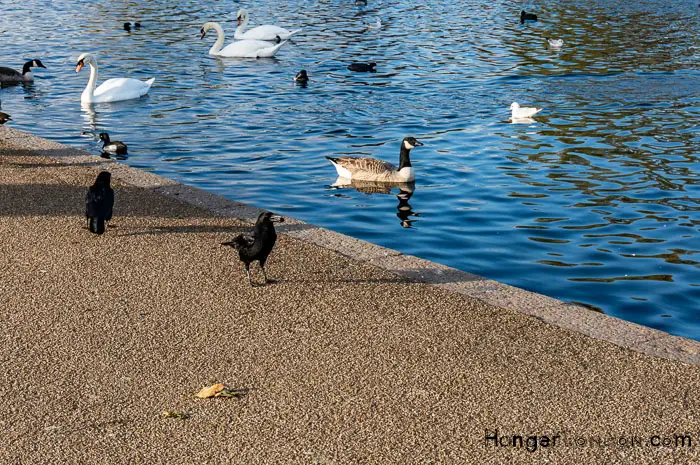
[331,177,418,229]
[1,0,698,339]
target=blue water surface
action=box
[1,0,698,339]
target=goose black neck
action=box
[22,62,32,74]
[398,145,412,170]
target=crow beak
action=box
[200,29,206,39]
[270,215,284,223]
[75,62,84,73]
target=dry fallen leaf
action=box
[196,383,225,398]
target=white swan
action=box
[201,22,287,58]
[326,137,424,182]
[76,53,154,103]
[234,9,301,41]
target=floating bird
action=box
[366,17,382,30]
[348,62,376,72]
[135,22,141,29]
[326,136,423,182]
[0,111,11,125]
[520,10,538,23]
[0,59,46,83]
[234,8,301,41]
[546,37,564,49]
[201,22,287,58]
[85,171,115,235]
[123,22,131,32]
[356,0,368,5]
[99,132,128,155]
[221,211,284,286]
[294,69,308,84]
[76,53,155,103]
[510,102,542,120]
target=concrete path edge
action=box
[1,126,698,366]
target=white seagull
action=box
[510,102,542,120]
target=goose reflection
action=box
[331,177,420,228]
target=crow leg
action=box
[244,263,253,286]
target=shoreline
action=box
[2,126,696,365]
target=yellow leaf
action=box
[196,383,225,398]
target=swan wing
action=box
[216,39,287,58]
[93,77,154,103]
[234,25,300,41]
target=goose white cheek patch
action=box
[404,140,415,150]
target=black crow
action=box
[99,132,128,155]
[348,62,376,72]
[520,10,538,24]
[221,212,284,286]
[85,171,114,235]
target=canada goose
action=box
[294,69,309,84]
[99,132,128,155]
[85,171,114,235]
[326,137,424,182]
[348,62,376,72]
[76,53,155,103]
[520,10,538,23]
[221,211,284,286]
[510,102,542,120]
[0,59,46,83]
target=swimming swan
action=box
[201,22,287,58]
[234,8,301,41]
[326,137,424,182]
[76,53,154,103]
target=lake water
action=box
[1,0,698,339]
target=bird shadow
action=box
[118,224,252,237]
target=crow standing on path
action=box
[221,211,284,286]
[85,171,114,235]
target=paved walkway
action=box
[0,129,698,463]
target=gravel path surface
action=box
[0,140,698,464]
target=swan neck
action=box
[84,61,98,100]
[209,23,225,55]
